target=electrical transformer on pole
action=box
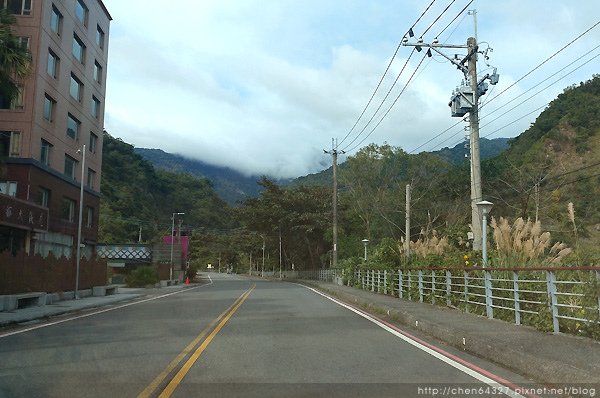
[402,22,498,251]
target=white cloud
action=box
[102,0,600,178]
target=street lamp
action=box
[362,239,369,261]
[75,144,86,299]
[170,212,184,280]
[476,201,493,267]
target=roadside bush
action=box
[126,266,159,287]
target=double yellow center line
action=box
[138,283,255,398]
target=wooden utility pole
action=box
[324,139,344,268]
[405,184,411,259]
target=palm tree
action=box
[0,8,31,107]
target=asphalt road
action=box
[0,273,544,398]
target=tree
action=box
[0,9,31,107]
[235,178,331,270]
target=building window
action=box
[3,0,31,16]
[89,132,98,153]
[0,131,20,157]
[93,61,102,84]
[85,206,93,228]
[40,139,53,166]
[17,36,30,49]
[66,114,80,140]
[64,155,77,179]
[72,34,86,64]
[37,188,50,208]
[91,96,100,118]
[43,94,56,121]
[50,5,62,35]
[0,181,17,197]
[70,73,83,101]
[86,168,95,189]
[96,25,104,49]
[0,84,23,110]
[47,49,59,78]
[61,197,76,222]
[74,0,88,26]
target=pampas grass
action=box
[490,216,570,267]
[410,229,450,258]
[568,202,580,266]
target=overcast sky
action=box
[101,0,600,179]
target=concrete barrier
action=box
[159,280,180,287]
[92,285,120,296]
[46,293,60,305]
[0,292,47,312]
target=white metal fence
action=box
[298,269,337,283]
[303,267,600,335]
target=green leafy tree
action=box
[100,133,232,243]
[235,178,331,270]
[0,9,30,106]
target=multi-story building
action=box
[0,0,111,257]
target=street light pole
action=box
[362,239,369,262]
[75,145,86,299]
[170,212,184,280]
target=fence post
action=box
[407,270,412,300]
[596,271,600,321]
[513,271,521,325]
[431,270,436,304]
[384,270,388,295]
[464,270,469,313]
[484,270,493,319]
[371,270,375,292]
[377,270,381,293]
[446,270,451,306]
[546,271,560,333]
[399,270,403,299]
[418,270,424,302]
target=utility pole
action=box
[535,183,540,223]
[403,23,498,251]
[405,184,411,260]
[261,236,265,278]
[324,138,344,268]
[467,36,483,250]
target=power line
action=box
[480,45,600,123]
[418,42,600,153]
[478,48,600,143]
[420,0,458,37]
[340,49,416,151]
[434,0,473,38]
[338,0,438,147]
[342,1,471,153]
[450,53,599,148]
[343,53,429,153]
[480,102,547,140]
[483,18,600,108]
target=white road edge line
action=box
[302,285,526,398]
[0,278,214,339]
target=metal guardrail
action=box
[304,267,600,335]
[298,269,336,283]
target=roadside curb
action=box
[298,280,600,386]
[0,282,206,329]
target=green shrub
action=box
[126,266,159,287]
